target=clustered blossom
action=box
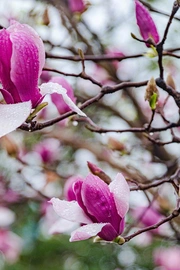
[135,0,160,46]
[50,173,130,242]
[0,21,86,138]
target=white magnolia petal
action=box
[0,101,31,138]
[49,218,78,235]
[50,198,92,224]
[40,82,86,117]
[109,173,130,218]
[70,223,108,242]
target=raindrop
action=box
[72,121,78,126]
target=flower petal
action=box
[8,21,43,107]
[0,101,31,138]
[40,82,86,117]
[0,29,20,103]
[49,219,77,235]
[50,198,92,224]
[50,77,76,114]
[70,223,107,242]
[109,173,130,218]
[135,0,159,46]
[81,174,120,229]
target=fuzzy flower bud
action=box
[145,77,159,110]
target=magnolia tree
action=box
[0,0,180,269]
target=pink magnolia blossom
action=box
[135,0,159,46]
[0,21,42,138]
[154,246,180,270]
[0,21,86,138]
[68,0,86,13]
[50,77,76,115]
[0,21,44,107]
[50,173,130,242]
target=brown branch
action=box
[156,2,180,79]
[46,52,143,62]
[124,208,180,243]
[43,67,102,87]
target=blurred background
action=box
[0,0,180,269]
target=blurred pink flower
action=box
[135,0,159,47]
[154,246,180,270]
[50,173,130,242]
[68,0,86,13]
[106,49,124,70]
[132,206,163,234]
[0,229,22,263]
[33,138,60,164]
[0,180,19,203]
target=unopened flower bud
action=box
[145,77,159,110]
[114,235,125,245]
[87,161,111,184]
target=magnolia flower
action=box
[135,0,159,46]
[0,21,86,138]
[68,0,86,13]
[50,173,130,242]
[154,246,180,270]
[0,21,44,107]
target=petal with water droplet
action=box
[70,223,107,242]
[40,82,86,117]
[50,198,92,224]
[109,173,130,218]
[0,101,31,138]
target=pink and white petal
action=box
[9,27,43,107]
[40,82,86,117]
[0,29,19,102]
[0,89,14,104]
[70,223,108,242]
[50,198,92,224]
[49,218,78,235]
[0,101,31,138]
[109,173,130,218]
[8,21,45,75]
[50,77,76,103]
